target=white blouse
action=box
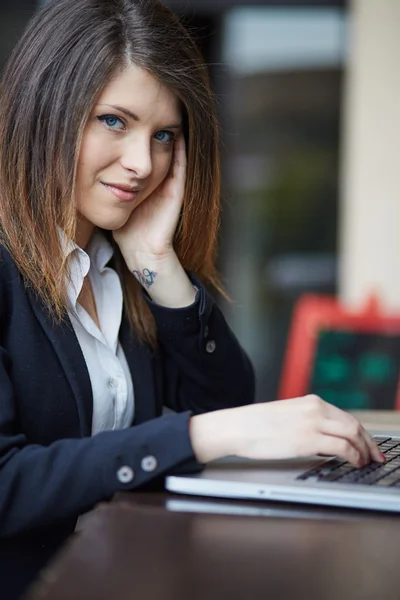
[62,229,134,435]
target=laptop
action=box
[166,431,400,512]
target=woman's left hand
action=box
[112,134,186,261]
[112,134,196,308]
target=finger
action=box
[314,432,363,467]
[320,419,369,466]
[320,402,383,464]
[171,134,187,178]
[164,138,186,204]
[360,427,385,463]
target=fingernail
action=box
[381,453,386,462]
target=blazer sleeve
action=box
[0,373,200,538]
[145,276,256,414]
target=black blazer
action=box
[0,245,255,598]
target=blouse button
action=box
[206,340,216,354]
[117,466,134,484]
[141,456,158,472]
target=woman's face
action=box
[75,64,182,247]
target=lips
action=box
[102,182,141,202]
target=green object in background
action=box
[309,330,400,410]
[313,355,351,386]
[318,330,356,352]
[358,353,397,384]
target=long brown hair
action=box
[0,0,222,346]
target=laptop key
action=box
[374,437,392,444]
[376,478,396,486]
[319,472,343,482]
[375,473,400,485]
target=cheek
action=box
[76,141,95,185]
[154,151,174,185]
[76,131,111,184]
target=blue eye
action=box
[97,115,125,130]
[154,130,175,145]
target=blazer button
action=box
[141,456,158,472]
[206,340,216,354]
[117,466,134,483]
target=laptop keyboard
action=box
[297,437,400,487]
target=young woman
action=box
[0,0,383,596]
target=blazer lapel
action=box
[27,290,93,437]
[119,313,156,424]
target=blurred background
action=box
[1,0,399,406]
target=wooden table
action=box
[25,411,400,600]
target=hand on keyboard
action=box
[223,395,385,467]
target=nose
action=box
[120,136,152,179]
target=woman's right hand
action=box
[189,395,385,467]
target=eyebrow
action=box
[97,104,182,129]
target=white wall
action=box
[339,0,400,311]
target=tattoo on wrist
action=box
[132,268,158,289]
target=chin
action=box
[93,213,132,232]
